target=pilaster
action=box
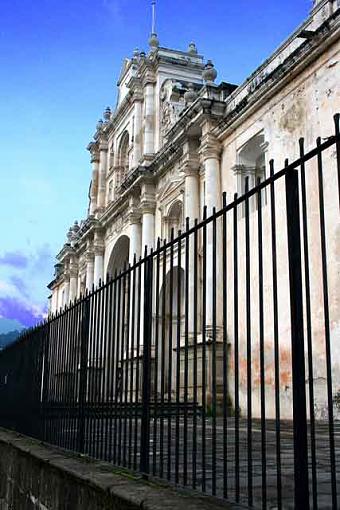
[97,139,108,214]
[86,249,95,290]
[93,230,105,286]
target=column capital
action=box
[69,266,78,278]
[142,71,156,87]
[128,211,142,224]
[199,132,222,162]
[181,154,200,176]
[91,152,100,164]
[63,269,70,281]
[140,181,156,214]
[85,250,95,263]
[132,89,144,102]
[99,140,108,152]
[140,199,156,215]
[93,243,104,256]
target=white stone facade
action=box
[48,0,340,418]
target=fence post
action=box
[140,254,153,477]
[41,323,50,441]
[78,296,90,453]
[285,168,310,509]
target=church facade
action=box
[48,0,340,418]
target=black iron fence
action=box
[1,115,340,509]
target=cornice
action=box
[214,9,340,138]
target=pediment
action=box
[157,176,183,204]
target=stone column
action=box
[182,140,200,333]
[69,259,78,301]
[51,289,58,313]
[129,216,142,264]
[97,140,108,212]
[86,251,95,290]
[143,78,155,157]
[199,127,222,328]
[132,97,143,168]
[93,231,105,286]
[141,207,155,252]
[89,150,99,216]
[63,274,70,306]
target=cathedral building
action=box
[48,0,340,417]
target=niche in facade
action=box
[233,132,268,212]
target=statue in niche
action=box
[160,79,186,139]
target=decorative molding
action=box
[199,132,222,162]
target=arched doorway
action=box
[107,235,130,277]
[157,266,185,397]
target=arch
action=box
[106,235,130,277]
[238,132,266,189]
[157,266,185,394]
[117,130,130,186]
[235,131,267,210]
[164,199,183,240]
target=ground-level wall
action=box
[0,427,238,510]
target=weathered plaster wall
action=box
[220,36,340,419]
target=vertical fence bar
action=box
[299,139,317,509]
[153,240,160,476]
[129,260,136,469]
[167,232,174,481]
[184,218,189,487]
[78,296,90,453]
[41,323,50,443]
[285,166,309,510]
[317,137,337,509]
[222,193,228,500]
[269,160,282,510]
[118,271,126,466]
[175,232,182,484]
[160,242,166,478]
[192,219,198,491]
[123,267,131,467]
[233,193,240,502]
[134,261,142,471]
[334,114,340,210]
[245,177,253,507]
[202,206,207,493]
[140,251,153,477]
[257,177,267,510]
[212,208,217,497]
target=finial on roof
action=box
[202,60,217,84]
[152,1,156,34]
[149,33,159,51]
[188,42,197,55]
[149,1,159,52]
[133,48,140,58]
[103,106,111,121]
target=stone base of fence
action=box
[0,427,242,510]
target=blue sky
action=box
[0,0,311,332]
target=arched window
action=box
[165,200,183,240]
[117,131,130,188]
[233,132,268,213]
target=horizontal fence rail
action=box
[1,114,340,509]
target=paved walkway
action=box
[55,417,340,509]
